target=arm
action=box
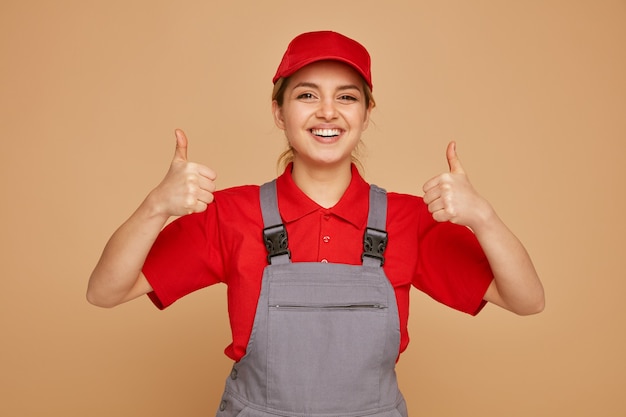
[86,129,217,308]
[422,142,544,315]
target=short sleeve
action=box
[414,204,494,315]
[142,203,224,309]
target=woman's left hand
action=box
[423,141,545,315]
[422,141,492,230]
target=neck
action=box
[291,160,353,208]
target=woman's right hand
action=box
[87,129,217,307]
[148,129,217,217]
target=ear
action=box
[272,100,286,130]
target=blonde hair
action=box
[272,76,376,172]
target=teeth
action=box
[311,128,340,137]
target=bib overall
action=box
[216,181,407,417]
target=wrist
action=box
[467,199,499,234]
[141,189,172,223]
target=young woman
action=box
[87,31,544,416]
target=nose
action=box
[316,97,338,120]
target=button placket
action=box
[319,210,334,262]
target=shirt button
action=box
[321,259,328,263]
[219,400,227,411]
[322,235,331,243]
[230,368,238,380]
[323,214,330,221]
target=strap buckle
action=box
[263,224,291,263]
[362,227,388,266]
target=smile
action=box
[311,128,341,138]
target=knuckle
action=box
[186,183,198,195]
[186,173,198,184]
[443,203,458,219]
[185,195,196,207]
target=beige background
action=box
[1,0,625,416]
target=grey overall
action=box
[216,181,407,417]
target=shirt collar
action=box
[275,163,370,229]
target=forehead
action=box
[288,60,365,89]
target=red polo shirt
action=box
[143,164,493,361]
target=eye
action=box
[296,92,316,100]
[338,94,358,102]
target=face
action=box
[272,60,372,170]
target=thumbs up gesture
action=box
[149,129,217,217]
[422,142,491,229]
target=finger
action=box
[446,141,465,174]
[197,175,217,194]
[196,189,215,205]
[195,201,209,213]
[422,175,441,194]
[174,129,188,162]
[182,193,209,214]
[185,200,208,215]
[182,175,215,211]
[197,164,217,181]
[431,208,452,223]
[422,186,441,205]
[426,198,445,215]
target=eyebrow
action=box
[291,82,362,92]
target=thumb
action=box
[173,129,188,161]
[446,141,465,174]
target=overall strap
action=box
[362,184,388,267]
[260,180,291,265]
[260,180,388,267]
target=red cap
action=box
[273,31,373,90]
